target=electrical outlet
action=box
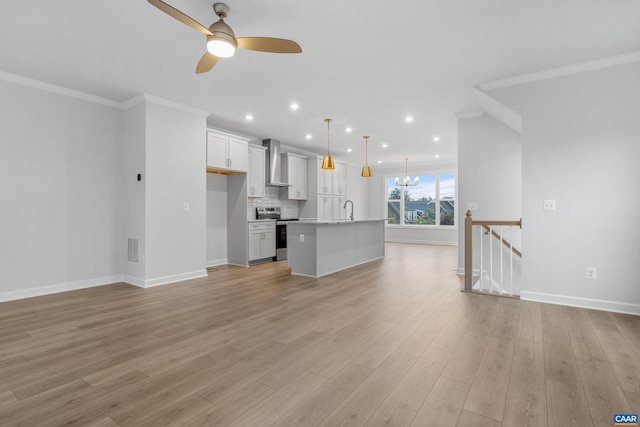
[467,202,478,211]
[543,200,556,211]
[299,234,304,243]
[586,267,597,279]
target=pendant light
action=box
[395,157,419,186]
[321,118,335,170]
[361,136,372,177]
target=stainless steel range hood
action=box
[262,139,290,187]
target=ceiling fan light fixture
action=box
[207,39,236,57]
[207,19,237,57]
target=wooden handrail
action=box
[464,210,522,292]
[472,220,521,227]
[481,225,522,258]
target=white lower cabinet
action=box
[248,222,276,261]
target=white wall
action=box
[122,102,146,283]
[206,173,228,266]
[488,61,640,314]
[368,164,458,245]
[457,113,522,269]
[0,80,123,301]
[144,100,207,285]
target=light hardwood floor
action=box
[0,243,638,426]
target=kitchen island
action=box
[286,219,385,277]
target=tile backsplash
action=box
[247,186,299,220]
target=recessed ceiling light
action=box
[405,116,414,123]
[245,114,253,121]
[290,102,299,110]
[433,136,440,142]
[382,143,388,148]
[347,148,352,153]
[305,134,312,140]
[345,127,352,133]
[377,160,382,164]
[435,154,440,158]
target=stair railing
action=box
[464,210,522,295]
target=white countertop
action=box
[291,218,387,225]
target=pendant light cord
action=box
[325,118,332,155]
[364,136,369,165]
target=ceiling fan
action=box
[147,0,302,73]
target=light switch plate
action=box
[299,234,304,243]
[183,202,190,211]
[543,200,556,211]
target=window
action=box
[386,173,456,226]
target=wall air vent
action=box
[127,238,139,263]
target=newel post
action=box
[464,209,473,292]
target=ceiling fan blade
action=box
[196,52,219,73]
[236,37,302,54]
[147,0,212,36]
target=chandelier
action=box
[395,157,419,186]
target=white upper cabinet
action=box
[333,163,347,196]
[206,129,248,173]
[333,196,347,220]
[316,159,346,196]
[283,153,308,200]
[316,158,333,195]
[247,145,266,198]
[317,195,333,222]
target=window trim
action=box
[384,170,457,229]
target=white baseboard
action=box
[0,275,124,303]
[206,258,228,268]
[385,238,458,246]
[123,275,145,288]
[227,262,249,268]
[520,291,640,316]
[140,269,208,288]
[292,256,385,278]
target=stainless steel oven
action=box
[256,207,298,261]
[276,219,299,261]
[276,222,287,260]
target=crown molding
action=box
[0,70,122,108]
[1,70,211,117]
[120,93,146,109]
[455,111,484,119]
[479,50,640,91]
[138,94,210,117]
[473,87,522,134]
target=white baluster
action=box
[489,226,493,293]
[509,226,514,296]
[479,226,484,291]
[500,225,504,289]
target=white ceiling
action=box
[1,0,639,167]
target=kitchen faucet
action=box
[344,200,354,221]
